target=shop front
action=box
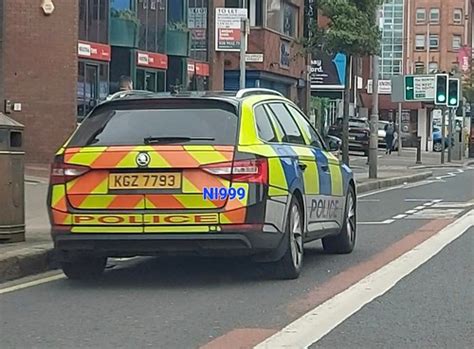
[187,61,210,91]
[77,40,111,120]
[135,51,168,92]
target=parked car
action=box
[432,127,454,152]
[328,117,370,156]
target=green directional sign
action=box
[404,75,436,102]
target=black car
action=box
[328,118,370,156]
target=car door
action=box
[264,103,313,235]
[285,104,345,236]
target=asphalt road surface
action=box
[1,167,473,349]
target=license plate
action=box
[349,136,356,140]
[109,173,181,190]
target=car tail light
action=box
[50,156,90,184]
[201,158,268,184]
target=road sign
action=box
[404,75,436,101]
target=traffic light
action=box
[434,74,448,105]
[447,78,460,108]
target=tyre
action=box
[272,197,304,279]
[61,255,107,280]
[433,141,443,152]
[322,186,356,254]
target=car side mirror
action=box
[328,140,341,152]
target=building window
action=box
[430,8,439,23]
[79,0,110,43]
[416,8,426,23]
[137,0,167,53]
[415,34,425,50]
[415,62,424,74]
[428,62,438,73]
[453,9,463,24]
[188,0,209,62]
[452,35,462,50]
[266,0,299,38]
[429,34,439,49]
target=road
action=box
[1,167,473,349]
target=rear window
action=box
[68,105,238,147]
[349,119,369,128]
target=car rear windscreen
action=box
[68,105,238,147]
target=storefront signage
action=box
[195,63,210,77]
[215,8,247,51]
[187,62,195,75]
[136,51,168,70]
[78,41,111,62]
[245,53,264,63]
[310,51,346,89]
[280,41,290,68]
[304,0,316,39]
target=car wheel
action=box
[61,255,107,280]
[433,142,443,152]
[322,186,356,254]
[272,197,304,279]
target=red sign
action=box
[457,46,471,73]
[78,41,111,62]
[136,51,168,70]
[195,62,210,77]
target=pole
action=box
[426,22,430,72]
[441,107,446,164]
[369,58,379,178]
[398,102,402,155]
[239,17,248,89]
[448,107,453,162]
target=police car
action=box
[48,88,356,280]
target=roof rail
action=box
[235,88,284,98]
[105,90,159,101]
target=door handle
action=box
[321,165,330,172]
[298,162,307,171]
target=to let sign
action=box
[404,75,435,101]
[215,8,247,51]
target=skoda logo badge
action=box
[136,152,151,167]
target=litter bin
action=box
[0,112,25,243]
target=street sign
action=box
[245,53,264,62]
[404,75,436,101]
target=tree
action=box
[304,0,382,165]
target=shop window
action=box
[77,61,108,119]
[79,0,109,43]
[453,9,463,24]
[266,0,299,38]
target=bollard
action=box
[416,136,422,164]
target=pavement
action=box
[0,164,473,348]
[0,150,472,284]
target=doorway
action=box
[136,69,165,92]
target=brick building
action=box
[405,0,473,74]
[0,0,309,164]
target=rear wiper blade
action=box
[144,136,215,144]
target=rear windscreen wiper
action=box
[144,136,215,144]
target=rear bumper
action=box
[52,230,285,258]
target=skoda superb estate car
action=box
[48,88,357,280]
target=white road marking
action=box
[432,202,474,208]
[414,206,425,210]
[405,209,418,214]
[404,199,441,202]
[423,202,435,206]
[457,169,464,173]
[407,209,464,220]
[254,210,474,349]
[359,185,405,198]
[358,219,394,225]
[0,274,65,295]
[358,199,381,202]
[392,214,407,219]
